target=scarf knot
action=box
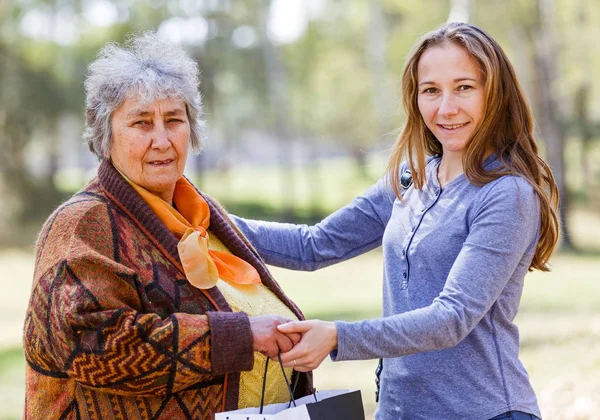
[194,225,208,238]
[124,174,261,289]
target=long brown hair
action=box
[386,22,559,271]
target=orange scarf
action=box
[126,176,261,289]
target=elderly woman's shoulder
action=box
[33,187,120,280]
[39,185,113,239]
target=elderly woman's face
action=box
[110,96,190,203]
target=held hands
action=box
[249,316,338,371]
[249,315,302,358]
[276,320,338,372]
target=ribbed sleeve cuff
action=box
[331,321,351,361]
[207,311,254,375]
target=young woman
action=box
[232,22,559,419]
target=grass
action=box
[0,348,25,419]
[0,250,34,350]
[521,253,600,312]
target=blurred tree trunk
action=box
[195,10,236,191]
[367,0,390,132]
[258,0,295,217]
[364,0,390,178]
[531,0,574,250]
[575,85,593,192]
[447,0,472,23]
[0,44,67,245]
[574,0,593,193]
[297,24,324,216]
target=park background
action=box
[1,0,599,418]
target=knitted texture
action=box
[210,232,298,408]
[23,160,310,419]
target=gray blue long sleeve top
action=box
[231,155,542,420]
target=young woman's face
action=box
[417,43,485,156]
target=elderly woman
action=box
[23,32,310,419]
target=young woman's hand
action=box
[277,320,338,372]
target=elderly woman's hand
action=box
[249,315,301,358]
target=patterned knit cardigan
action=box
[23,160,311,419]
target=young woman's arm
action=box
[232,176,397,271]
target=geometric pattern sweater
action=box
[23,159,310,419]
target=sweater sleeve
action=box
[23,201,253,397]
[230,176,396,271]
[332,176,541,360]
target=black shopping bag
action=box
[216,355,365,420]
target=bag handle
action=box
[259,354,318,414]
[287,359,318,407]
[375,358,383,403]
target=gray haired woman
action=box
[23,32,310,419]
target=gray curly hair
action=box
[83,31,205,158]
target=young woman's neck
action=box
[437,152,464,188]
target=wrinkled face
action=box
[110,96,190,203]
[417,43,485,157]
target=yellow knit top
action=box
[208,232,298,409]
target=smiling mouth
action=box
[148,159,174,165]
[438,122,469,130]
